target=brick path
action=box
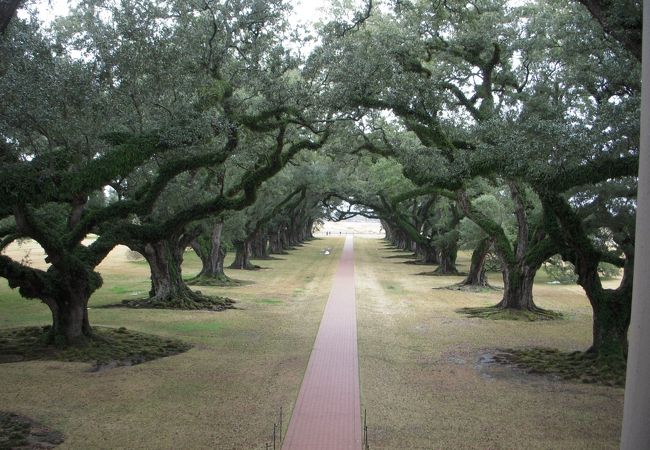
[282,236,361,450]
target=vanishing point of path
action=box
[282,236,362,450]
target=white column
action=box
[621,2,650,448]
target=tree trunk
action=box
[305,219,315,239]
[578,259,632,360]
[457,185,556,315]
[381,220,392,241]
[188,222,232,285]
[229,239,258,270]
[590,292,630,359]
[250,232,270,259]
[393,230,411,251]
[269,229,286,254]
[497,261,538,310]
[42,283,94,345]
[290,226,301,246]
[541,192,632,357]
[144,240,192,302]
[0,0,21,34]
[416,244,438,264]
[434,242,459,275]
[123,236,232,310]
[494,183,539,309]
[458,237,492,288]
[30,263,102,346]
[280,228,290,250]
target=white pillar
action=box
[621,2,650,448]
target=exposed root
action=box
[457,305,562,321]
[492,348,626,387]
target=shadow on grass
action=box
[383,253,418,260]
[415,269,466,275]
[403,260,438,266]
[251,256,286,261]
[434,283,501,292]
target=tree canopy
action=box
[0,0,642,363]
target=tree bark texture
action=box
[497,261,538,310]
[144,239,196,305]
[41,279,95,345]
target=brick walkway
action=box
[282,236,361,450]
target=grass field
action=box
[0,235,624,449]
[0,238,344,449]
[355,238,623,449]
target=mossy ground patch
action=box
[457,305,563,321]
[0,412,64,449]
[0,326,192,370]
[118,293,235,311]
[492,348,626,387]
